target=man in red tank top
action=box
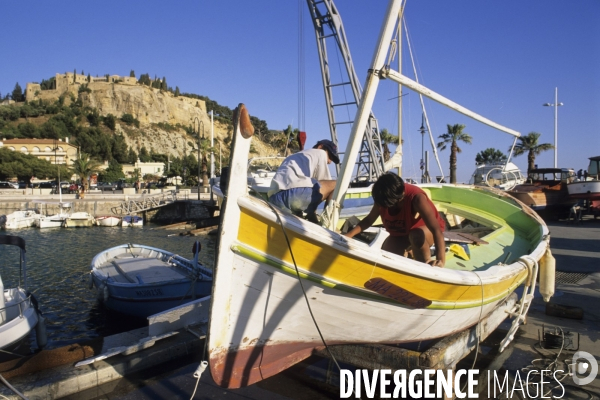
[344,173,446,267]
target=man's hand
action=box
[427,259,444,268]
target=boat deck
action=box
[97,256,188,284]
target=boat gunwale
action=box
[236,192,548,287]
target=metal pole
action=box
[210,110,214,179]
[543,87,562,168]
[554,87,558,168]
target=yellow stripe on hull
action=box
[237,207,528,307]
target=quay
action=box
[0,189,218,223]
[0,216,598,399]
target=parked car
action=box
[116,181,131,190]
[0,181,18,189]
[97,182,117,191]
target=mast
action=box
[306,0,385,182]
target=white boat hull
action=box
[0,288,39,350]
[121,216,143,227]
[90,244,212,318]
[95,216,121,227]
[36,215,66,228]
[568,180,600,200]
[65,212,94,227]
[1,210,40,230]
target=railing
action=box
[110,190,178,215]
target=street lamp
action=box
[543,87,563,168]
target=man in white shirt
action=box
[268,139,340,223]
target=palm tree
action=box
[380,128,399,162]
[475,148,507,165]
[511,132,553,175]
[436,124,472,183]
[72,152,102,193]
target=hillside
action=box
[2,72,288,169]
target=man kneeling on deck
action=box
[268,139,339,223]
[344,173,446,267]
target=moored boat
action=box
[0,235,46,351]
[65,211,95,228]
[1,210,41,230]
[121,215,143,227]
[568,156,600,201]
[95,215,121,227]
[89,243,213,318]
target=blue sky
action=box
[2,1,598,182]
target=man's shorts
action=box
[269,183,322,215]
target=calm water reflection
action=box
[0,224,216,351]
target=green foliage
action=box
[120,113,140,128]
[12,82,23,102]
[87,109,101,126]
[103,113,116,131]
[0,147,62,182]
[78,84,91,94]
[40,77,56,90]
[130,70,136,78]
[437,124,472,183]
[512,132,554,173]
[475,148,507,165]
[71,153,102,189]
[99,159,125,182]
[139,146,152,162]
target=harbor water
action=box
[0,225,216,353]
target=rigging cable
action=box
[403,18,446,181]
[261,197,358,398]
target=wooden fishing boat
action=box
[0,235,46,351]
[208,2,554,388]
[90,243,213,318]
[568,156,600,201]
[208,108,553,388]
[507,168,577,217]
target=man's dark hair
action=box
[372,173,405,208]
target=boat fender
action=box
[103,286,110,302]
[35,314,48,348]
[539,248,556,302]
[88,273,94,289]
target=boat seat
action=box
[100,258,188,284]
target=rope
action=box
[263,200,343,371]
[0,373,28,400]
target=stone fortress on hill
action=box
[24,72,208,128]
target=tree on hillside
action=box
[12,83,23,102]
[99,159,125,182]
[436,123,472,183]
[73,68,77,83]
[511,132,553,174]
[139,146,152,162]
[130,70,136,78]
[72,153,102,191]
[0,147,62,183]
[174,86,180,97]
[475,148,507,165]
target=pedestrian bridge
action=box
[110,190,178,215]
